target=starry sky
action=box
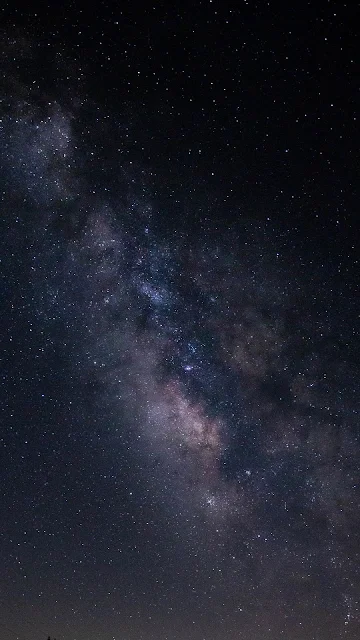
[1,2,359,639]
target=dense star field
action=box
[1,2,359,639]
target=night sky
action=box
[1,2,359,639]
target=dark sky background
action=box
[1,2,359,639]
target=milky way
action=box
[1,37,359,639]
